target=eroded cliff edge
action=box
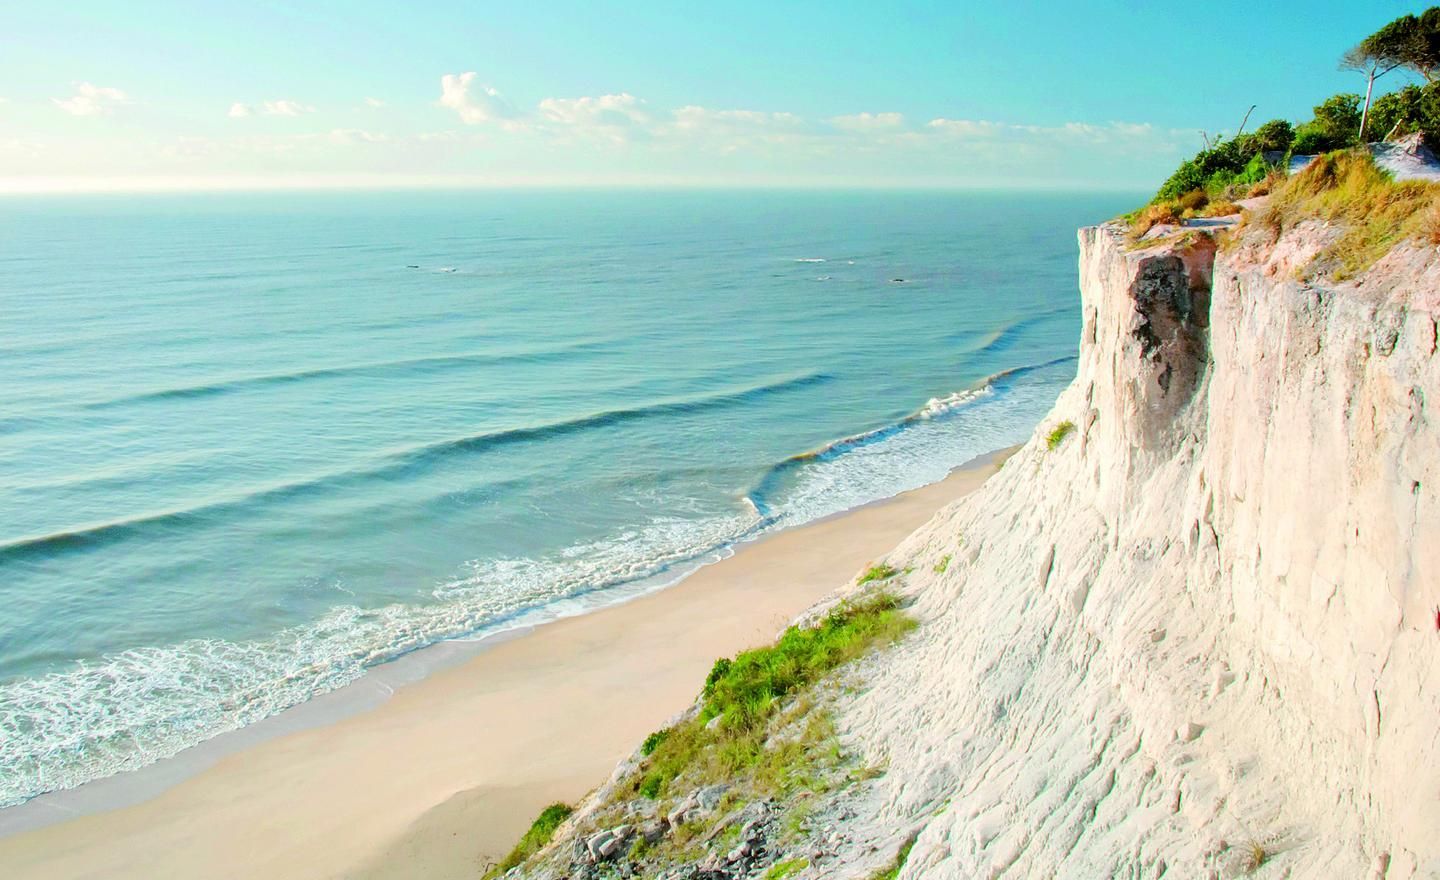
[844,219,1439,877]
[507,216,1439,880]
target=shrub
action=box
[1249,118,1295,153]
[1313,94,1362,143]
[1368,82,1440,143]
[1291,123,1334,155]
[642,728,670,756]
[1046,420,1075,450]
[1291,94,1364,155]
[703,657,733,697]
[933,554,951,574]
[1175,189,1209,212]
[485,803,574,878]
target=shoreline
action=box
[0,448,1012,880]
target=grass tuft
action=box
[1127,202,1183,239]
[933,554,951,574]
[765,857,810,879]
[870,836,917,880]
[1259,149,1440,278]
[857,563,898,585]
[1046,421,1075,451]
[1240,839,1269,873]
[484,803,573,879]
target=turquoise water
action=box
[0,189,1132,807]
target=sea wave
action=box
[0,358,1075,809]
[0,510,762,808]
[0,371,835,564]
[80,338,619,411]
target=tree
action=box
[1404,8,1440,81]
[1343,9,1440,140]
[1343,14,1420,141]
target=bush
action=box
[1368,82,1440,142]
[1291,94,1363,154]
[641,729,670,756]
[1292,123,1336,155]
[1153,132,1275,203]
[1249,118,1295,153]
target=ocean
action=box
[0,188,1134,808]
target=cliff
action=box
[842,217,1440,878]
[506,210,1439,879]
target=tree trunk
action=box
[1359,69,1376,143]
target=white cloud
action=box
[830,112,905,132]
[228,100,315,118]
[926,118,1005,137]
[53,83,128,116]
[438,73,516,125]
[364,97,385,108]
[329,128,389,145]
[671,106,806,134]
[538,93,652,140]
[263,99,314,117]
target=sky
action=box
[0,0,1428,192]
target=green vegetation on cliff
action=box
[1129,8,1440,240]
[1258,150,1440,277]
[633,590,913,801]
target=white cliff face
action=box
[845,222,1440,878]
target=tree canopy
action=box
[1344,8,1440,81]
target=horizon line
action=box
[0,174,1155,196]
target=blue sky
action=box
[0,0,1427,191]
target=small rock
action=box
[1177,721,1204,742]
[585,830,614,861]
[695,784,729,812]
[596,834,625,860]
[667,797,697,827]
[639,818,668,844]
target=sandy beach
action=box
[0,452,1008,880]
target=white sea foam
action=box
[0,363,1070,809]
[793,258,826,263]
[918,385,994,419]
[0,510,760,808]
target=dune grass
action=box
[630,592,914,802]
[1259,150,1440,278]
[484,803,574,879]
